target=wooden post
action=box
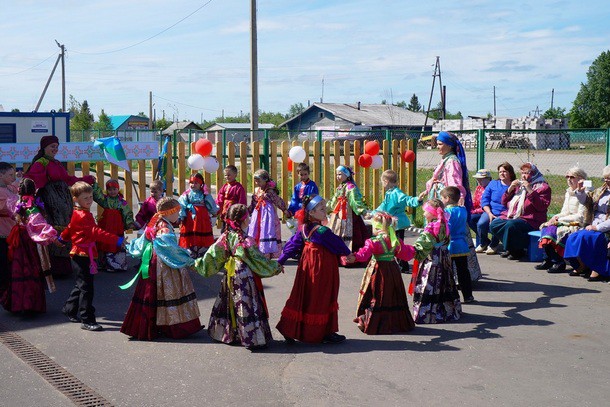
[215,141,223,197]
[312,140,320,191]
[281,141,290,204]
[166,141,174,197]
[177,142,186,195]
[96,161,105,218]
[323,141,331,199]
[124,161,133,208]
[138,160,146,200]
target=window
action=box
[318,112,324,119]
[0,124,16,143]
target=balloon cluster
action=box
[188,139,219,173]
[358,141,383,169]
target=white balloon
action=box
[288,146,306,163]
[371,155,383,169]
[202,156,220,173]
[187,154,204,170]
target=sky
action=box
[1,0,609,123]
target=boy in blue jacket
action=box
[441,186,474,303]
[370,170,421,272]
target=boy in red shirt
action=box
[59,182,124,331]
[216,165,247,232]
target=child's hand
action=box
[278,264,285,274]
[53,239,64,248]
[418,191,427,201]
[343,254,356,264]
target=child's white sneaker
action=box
[485,246,498,255]
[475,245,487,253]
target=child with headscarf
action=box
[408,199,462,324]
[343,211,416,334]
[327,165,371,262]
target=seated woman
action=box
[489,163,551,260]
[536,167,587,273]
[476,162,516,254]
[564,166,610,282]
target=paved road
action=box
[1,228,609,406]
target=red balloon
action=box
[402,150,415,163]
[195,138,213,157]
[364,141,380,156]
[287,158,293,171]
[358,153,373,168]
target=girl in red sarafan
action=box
[2,178,61,313]
[344,211,416,334]
[93,179,136,272]
[276,194,351,344]
[178,173,219,258]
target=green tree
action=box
[69,95,94,131]
[427,102,462,120]
[288,103,306,118]
[93,109,113,132]
[407,94,421,112]
[542,107,567,119]
[155,118,172,131]
[258,111,285,127]
[570,50,610,128]
[394,100,408,109]
[11,108,20,112]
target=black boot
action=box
[535,259,554,270]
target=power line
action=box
[71,0,214,55]
[0,53,57,77]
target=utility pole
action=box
[321,77,324,103]
[148,91,153,129]
[35,40,65,112]
[423,56,444,129]
[250,0,259,141]
[550,88,554,110]
[493,86,496,117]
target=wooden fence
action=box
[20,139,416,218]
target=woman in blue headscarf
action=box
[423,131,473,215]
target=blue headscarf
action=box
[437,131,473,216]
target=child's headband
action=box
[336,165,352,178]
[305,195,324,211]
[106,180,120,189]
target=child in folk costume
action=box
[93,179,136,272]
[248,169,288,258]
[409,199,462,324]
[343,211,416,334]
[287,163,319,217]
[121,197,203,340]
[0,162,19,297]
[134,179,164,230]
[440,186,475,303]
[193,204,282,350]
[327,165,371,259]
[216,165,247,232]
[61,182,124,332]
[277,195,351,344]
[178,173,219,258]
[1,179,60,313]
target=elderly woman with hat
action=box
[422,131,473,213]
[489,162,551,260]
[469,168,492,251]
[25,135,96,277]
[475,162,517,254]
[536,166,587,273]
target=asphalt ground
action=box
[1,228,609,407]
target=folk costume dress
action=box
[539,187,585,258]
[410,221,462,324]
[93,184,135,272]
[193,230,282,348]
[178,188,218,258]
[327,181,371,255]
[288,179,319,214]
[2,201,58,313]
[248,183,287,258]
[352,234,416,334]
[0,183,18,295]
[216,181,247,230]
[26,156,95,277]
[135,195,159,230]
[277,224,351,343]
[121,217,202,340]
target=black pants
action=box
[395,229,410,273]
[0,238,9,295]
[452,256,473,300]
[62,256,96,324]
